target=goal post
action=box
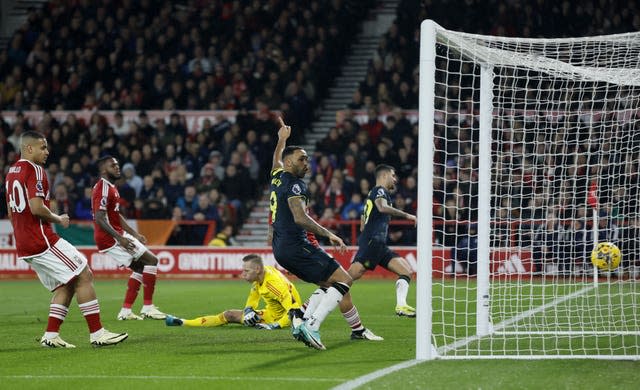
[417,20,640,360]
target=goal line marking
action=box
[331,360,423,390]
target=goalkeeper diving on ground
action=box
[165,253,383,343]
[165,254,301,329]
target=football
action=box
[590,242,622,271]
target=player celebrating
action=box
[92,155,166,320]
[270,118,378,350]
[5,131,128,348]
[165,254,301,329]
[351,164,417,317]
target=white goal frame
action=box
[416,20,640,360]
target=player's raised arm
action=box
[271,116,291,171]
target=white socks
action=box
[396,278,410,307]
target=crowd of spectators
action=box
[307,0,640,275]
[0,0,373,244]
[1,0,640,261]
[1,0,374,134]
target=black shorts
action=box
[353,239,399,271]
[274,242,340,284]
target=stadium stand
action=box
[1,0,638,248]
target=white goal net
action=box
[416,20,640,360]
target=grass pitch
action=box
[0,278,639,389]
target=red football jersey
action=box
[5,159,60,257]
[91,178,124,250]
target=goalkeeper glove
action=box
[255,322,280,330]
[243,307,261,326]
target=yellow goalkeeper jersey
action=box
[244,265,302,328]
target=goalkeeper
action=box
[165,254,302,330]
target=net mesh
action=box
[430,26,640,358]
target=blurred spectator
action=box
[532,212,566,274]
[112,111,130,136]
[341,193,365,221]
[361,107,384,145]
[51,182,75,219]
[139,175,159,201]
[187,194,222,245]
[121,163,143,197]
[220,164,252,215]
[164,170,186,208]
[452,224,478,276]
[176,185,198,212]
[324,174,346,215]
[235,141,260,181]
[207,151,226,180]
[197,162,221,193]
[74,187,94,220]
[208,224,239,247]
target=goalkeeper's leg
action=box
[177,310,241,327]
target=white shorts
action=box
[101,231,147,267]
[21,238,88,291]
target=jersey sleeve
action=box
[271,167,284,177]
[264,268,301,328]
[25,164,46,199]
[91,181,109,213]
[244,284,260,309]
[374,187,387,200]
[263,275,298,328]
[286,178,307,200]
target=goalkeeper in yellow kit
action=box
[165,253,302,329]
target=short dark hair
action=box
[375,164,395,178]
[20,131,45,148]
[242,253,263,266]
[97,155,116,170]
[282,145,304,160]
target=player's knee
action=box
[129,260,144,273]
[146,254,158,266]
[348,264,365,280]
[224,310,240,323]
[398,274,411,284]
[338,268,354,286]
[139,252,158,266]
[332,281,350,296]
[78,266,94,283]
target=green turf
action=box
[1,279,639,389]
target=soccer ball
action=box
[590,242,622,271]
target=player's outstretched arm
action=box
[375,197,417,226]
[271,116,291,171]
[288,197,347,252]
